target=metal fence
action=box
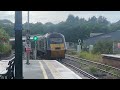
[66,41,120,53]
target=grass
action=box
[66,50,103,63]
[89,66,98,74]
[66,50,77,55]
[78,51,103,63]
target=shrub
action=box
[78,51,102,62]
[0,43,11,55]
[0,28,11,55]
[92,40,113,54]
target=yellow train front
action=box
[37,32,66,60]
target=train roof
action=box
[44,32,64,38]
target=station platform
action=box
[101,54,120,59]
[101,54,120,68]
[0,60,82,79]
[23,60,82,79]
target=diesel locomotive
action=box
[36,32,67,60]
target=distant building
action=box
[90,33,103,37]
[84,30,120,46]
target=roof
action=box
[84,30,120,45]
[90,33,103,37]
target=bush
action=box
[0,28,11,56]
[78,51,102,62]
[0,43,11,55]
[92,40,113,54]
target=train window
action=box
[50,38,63,44]
[44,39,46,50]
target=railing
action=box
[0,56,15,79]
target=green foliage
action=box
[92,40,113,54]
[78,51,102,62]
[0,43,11,54]
[0,28,11,55]
[0,19,14,37]
[89,67,97,74]
[0,15,120,43]
[0,28,9,42]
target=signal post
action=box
[33,36,38,60]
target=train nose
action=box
[51,50,65,58]
[55,47,61,50]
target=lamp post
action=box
[14,11,23,79]
[26,11,31,65]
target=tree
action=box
[0,28,11,55]
[0,28,9,43]
[66,14,75,23]
[0,14,118,44]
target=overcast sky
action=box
[0,11,120,24]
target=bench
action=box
[0,57,15,79]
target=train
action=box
[36,32,67,60]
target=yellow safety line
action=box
[39,61,48,79]
[44,60,63,79]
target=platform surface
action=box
[23,60,82,79]
[0,60,82,79]
[102,54,120,59]
[0,60,9,74]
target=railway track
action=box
[62,54,120,79]
[60,59,97,79]
[0,51,15,61]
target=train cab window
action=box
[50,38,63,44]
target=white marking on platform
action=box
[44,60,63,79]
[39,61,48,79]
[44,60,82,79]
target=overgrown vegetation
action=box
[0,28,11,57]
[78,51,102,62]
[66,50,102,62]
[92,40,113,54]
[89,66,98,74]
[67,41,113,62]
[0,43,11,54]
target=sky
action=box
[0,11,120,24]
